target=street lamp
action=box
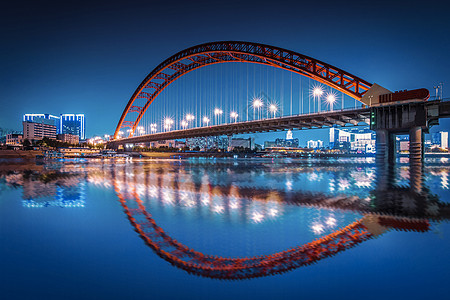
[326,93,336,111]
[214,108,223,125]
[313,87,324,112]
[150,123,157,133]
[164,118,174,131]
[126,128,133,137]
[230,111,238,123]
[137,126,145,136]
[181,120,188,129]
[203,116,210,127]
[253,98,263,120]
[269,104,278,118]
[186,114,195,127]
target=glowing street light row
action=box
[312,86,337,112]
[121,89,338,136]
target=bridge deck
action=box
[108,100,449,147]
[109,107,371,146]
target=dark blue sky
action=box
[1,0,449,142]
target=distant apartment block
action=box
[307,140,324,149]
[57,134,79,145]
[230,138,254,150]
[149,140,176,148]
[186,136,229,150]
[431,131,448,149]
[265,130,299,149]
[23,121,57,140]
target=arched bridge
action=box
[114,41,373,139]
[109,41,448,165]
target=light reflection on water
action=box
[0,158,449,294]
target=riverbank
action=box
[0,150,43,159]
[2,149,449,159]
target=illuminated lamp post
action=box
[203,116,210,127]
[186,114,195,127]
[253,98,263,120]
[230,111,238,123]
[164,118,174,131]
[269,104,278,118]
[326,93,336,111]
[313,87,324,113]
[214,108,223,125]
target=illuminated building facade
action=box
[307,140,324,149]
[23,121,57,141]
[186,136,229,150]
[57,134,79,144]
[60,114,85,140]
[431,131,448,149]
[23,114,60,133]
[23,113,86,140]
[329,127,375,153]
[265,130,299,149]
[6,133,23,146]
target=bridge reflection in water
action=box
[91,159,448,280]
[2,159,448,280]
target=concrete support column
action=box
[409,126,424,193]
[375,129,388,165]
[376,129,395,191]
[409,127,424,163]
[376,129,396,164]
[387,132,396,164]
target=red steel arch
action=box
[114,41,373,139]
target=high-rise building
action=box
[23,113,86,140]
[23,121,57,140]
[431,131,448,149]
[60,114,85,140]
[23,114,60,133]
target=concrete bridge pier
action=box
[375,129,396,191]
[375,129,396,165]
[409,126,424,193]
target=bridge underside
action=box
[108,108,370,147]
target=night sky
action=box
[1,0,449,142]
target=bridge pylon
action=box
[370,101,430,191]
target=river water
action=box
[0,157,449,299]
